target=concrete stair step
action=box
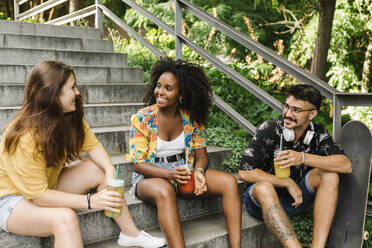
[85,210,279,248]
[1,180,249,248]
[0,48,127,67]
[0,207,279,248]
[0,20,101,40]
[0,83,146,106]
[92,125,130,155]
[0,125,130,156]
[0,65,143,84]
[0,33,113,52]
[0,103,142,131]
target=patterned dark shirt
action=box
[240,119,345,191]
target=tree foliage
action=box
[289,0,371,92]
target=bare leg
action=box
[307,169,339,248]
[137,178,185,248]
[202,169,241,248]
[252,182,301,248]
[57,160,140,237]
[7,200,83,248]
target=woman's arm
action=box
[86,145,116,183]
[193,148,208,195]
[194,148,208,173]
[132,162,190,184]
[32,188,123,212]
[132,162,173,179]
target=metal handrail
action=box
[46,5,96,25]
[13,0,372,142]
[16,0,68,21]
[98,4,166,58]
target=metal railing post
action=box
[174,0,182,60]
[14,0,19,20]
[95,0,104,38]
[332,95,342,144]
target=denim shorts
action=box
[244,170,315,220]
[130,158,186,198]
[0,195,24,232]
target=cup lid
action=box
[108,179,124,187]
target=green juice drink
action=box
[104,179,124,218]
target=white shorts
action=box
[0,195,24,232]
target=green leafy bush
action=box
[290,206,314,247]
[364,215,372,248]
[0,12,11,20]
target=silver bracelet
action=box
[302,152,306,164]
[195,168,205,174]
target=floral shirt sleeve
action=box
[126,113,154,164]
[192,123,206,149]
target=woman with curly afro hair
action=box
[126,57,242,247]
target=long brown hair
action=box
[3,60,85,167]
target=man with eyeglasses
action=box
[238,84,351,248]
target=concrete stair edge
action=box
[0,64,144,84]
[0,20,101,40]
[0,33,114,53]
[0,84,147,106]
[85,209,280,248]
[0,103,143,131]
[0,47,128,67]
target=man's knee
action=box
[320,170,339,189]
[252,182,277,205]
[310,169,339,190]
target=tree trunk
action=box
[5,0,12,19]
[311,0,336,81]
[361,36,372,92]
[39,0,44,21]
[69,0,78,26]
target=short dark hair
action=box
[286,84,322,109]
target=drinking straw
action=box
[116,164,120,180]
[185,149,188,165]
[279,133,283,151]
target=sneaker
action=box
[117,230,166,248]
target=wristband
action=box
[195,168,205,174]
[302,152,306,165]
[87,193,92,209]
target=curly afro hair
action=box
[143,57,212,126]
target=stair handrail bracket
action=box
[13,0,372,143]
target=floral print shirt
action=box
[126,104,206,197]
[240,119,345,187]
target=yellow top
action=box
[0,120,101,199]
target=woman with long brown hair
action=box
[0,60,165,248]
[127,57,242,247]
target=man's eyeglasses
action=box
[282,103,317,114]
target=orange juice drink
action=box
[104,179,124,217]
[274,151,290,179]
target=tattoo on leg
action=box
[263,204,296,242]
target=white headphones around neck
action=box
[283,122,315,145]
